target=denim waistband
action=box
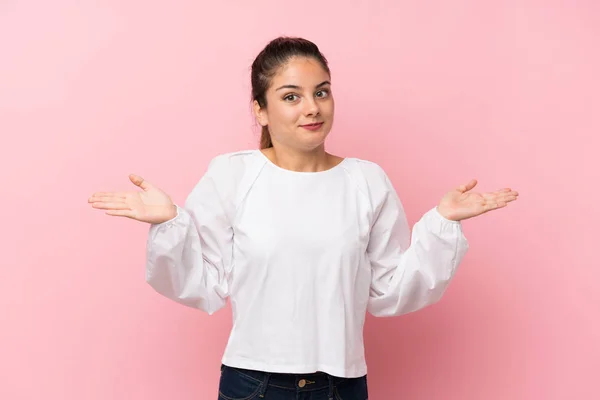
[221,364,348,392]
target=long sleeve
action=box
[366,173,469,317]
[145,156,234,315]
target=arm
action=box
[367,173,469,317]
[145,157,233,315]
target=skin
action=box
[88,56,518,223]
[253,56,342,173]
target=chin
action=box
[273,126,331,150]
[301,130,328,143]
[302,138,328,152]
[300,125,330,140]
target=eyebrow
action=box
[275,80,331,91]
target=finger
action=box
[494,188,518,195]
[492,189,519,198]
[496,193,519,202]
[482,201,507,212]
[105,209,135,218]
[482,190,519,200]
[92,202,130,210]
[89,192,127,199]
[129,174,153,190]
[478,188,518,198]
[459,179,477,193]
[88,195,126,203]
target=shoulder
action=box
[342,156,401,209]
[196,149,267,207]
[341,157,404,217]
[206,149,265,177]
[186,150,265,212]
[347,157,387,178]
[342,157,393,193]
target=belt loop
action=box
[328,374,334,400]
[258,372,271,398]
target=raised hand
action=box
[436,179,519,222]
[88,174,177,224]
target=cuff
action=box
[151,205,185,228]
[432,206,461,225]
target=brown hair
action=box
[251,37,331,149]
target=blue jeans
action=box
[218,364,368,400]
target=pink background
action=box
[1,1,598,399]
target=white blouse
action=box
[146,149,469,378]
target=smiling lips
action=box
[300,122,324,131]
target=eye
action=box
[316,89,330,98]
[283,94,299,102]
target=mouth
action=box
[300,122,324,131]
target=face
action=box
[254,56,334,151]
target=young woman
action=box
[88,37,518,400]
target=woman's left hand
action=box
[437,179,519,221]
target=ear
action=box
[253,100,268,127]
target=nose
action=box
[304,97,320,117]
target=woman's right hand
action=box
[88,174,177,224]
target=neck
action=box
[262,144,334,173]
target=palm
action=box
[88,174,176,224]
[438,179,519,221]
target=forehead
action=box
[270,57,330,88]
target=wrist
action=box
[167,204,177,220]
[436,205,459,221]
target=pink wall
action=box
[1,1,598,399]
